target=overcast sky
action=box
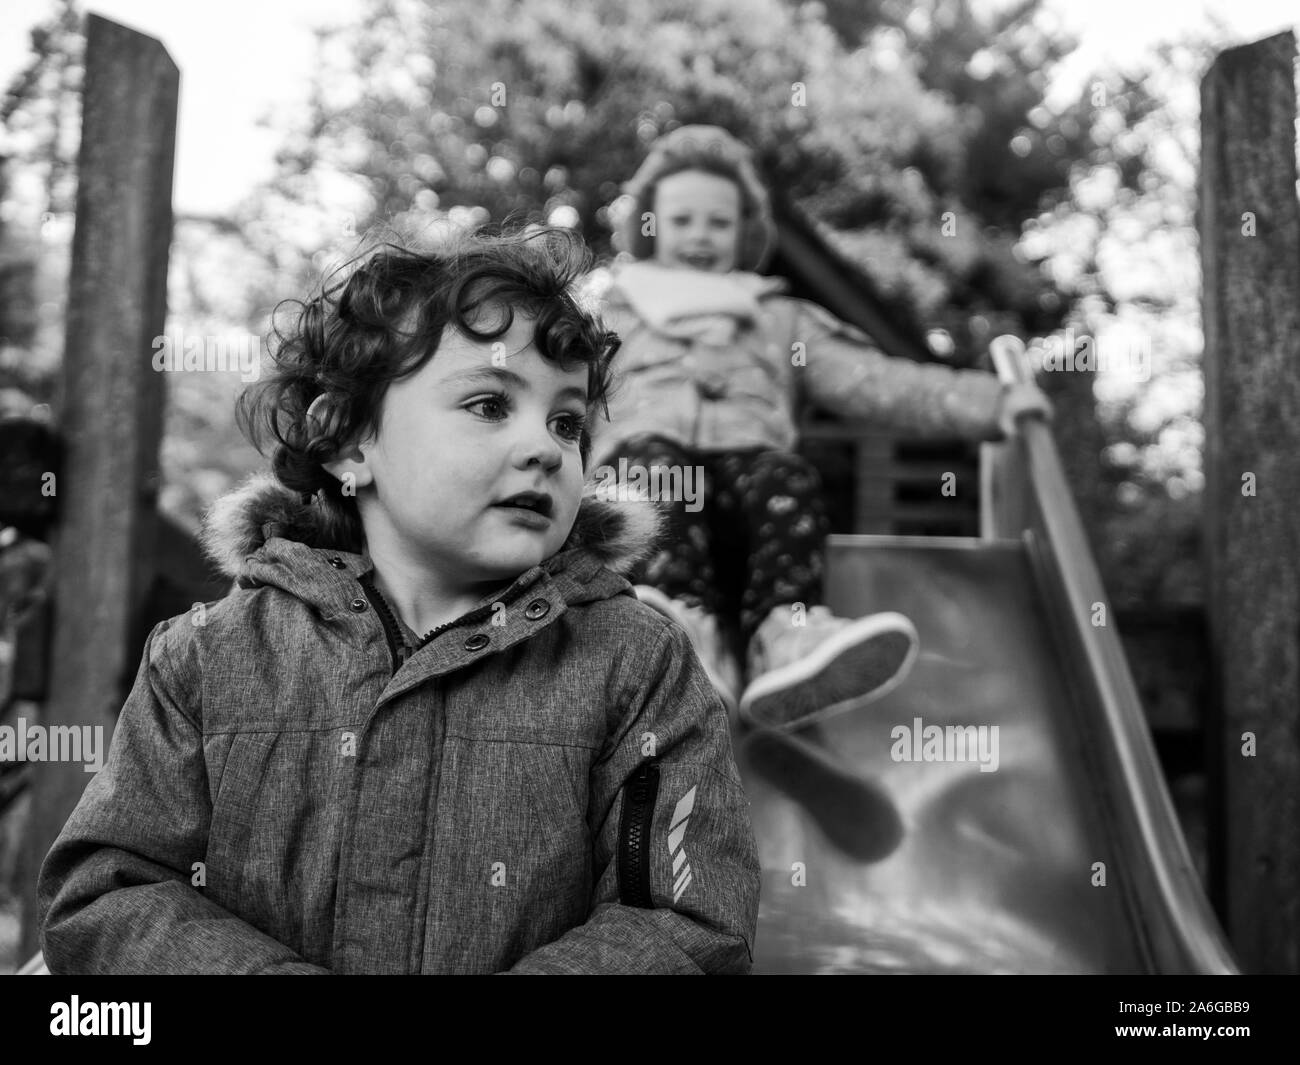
[1,0,1296,215]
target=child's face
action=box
[652,169,741,273]
[339,308,588,591]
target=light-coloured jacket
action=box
[589,265,1005,467]
[38,476,761,974]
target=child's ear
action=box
[322,440,375,490]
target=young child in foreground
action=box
[38,227,761,974]
[590,125,1050,730]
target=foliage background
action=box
[0,0,1239,606]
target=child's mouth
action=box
[680,253,717,270]
[494,491,554,527]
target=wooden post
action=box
[1200,30,1300,974]
[19,15,177,958]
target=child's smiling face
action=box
[652,169,742,273]
[332,307,589,592]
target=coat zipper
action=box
[360,577,410,672]
[360,576,479,673]
[618,760,660,909]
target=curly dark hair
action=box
[236,224,620,552]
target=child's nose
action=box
[514,417,563,470]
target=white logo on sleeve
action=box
[668,786,697,904]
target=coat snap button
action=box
[463,633,490,652]
[349,597,368,612]
[524,599,550,620]
[328,556,346,569]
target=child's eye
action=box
[552,412,587,443]
[465,394,509,420]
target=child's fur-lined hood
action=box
[200,472,663,588]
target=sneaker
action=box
[634,585,741,715]
[739,605,918,732]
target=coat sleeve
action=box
[789,298,1007,440]
[37,621,330,974]
[505,619,762,974]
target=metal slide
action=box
[738,338,1237,973]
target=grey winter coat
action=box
[37,476,761,974]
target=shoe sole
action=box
[634,585,739,717]
[739,611,919,732]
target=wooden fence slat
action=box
[19,14,178,959]
[1200,29,1300,974]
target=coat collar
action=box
[199,472,665,621]
[202,473,661,577]
[199,473,664,688]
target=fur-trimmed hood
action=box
[200,472,664,593]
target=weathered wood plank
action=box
[1200,30,1300,974]
[20,14,178,958]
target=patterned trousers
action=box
[617,434,831,643]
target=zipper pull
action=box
[629,761,658,804]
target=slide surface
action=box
[735,536,1227,974]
